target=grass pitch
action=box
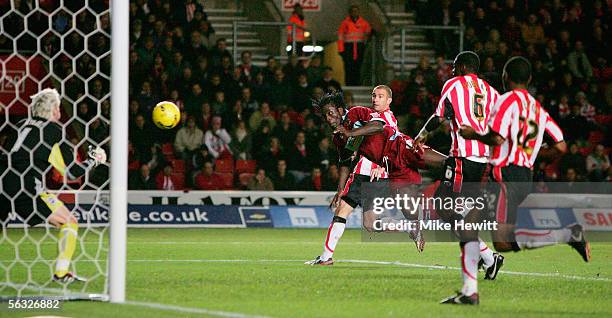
[2,228,612,317]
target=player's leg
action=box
[39,193,84,282]
[306,175,361,265]
[306,199,352,265]
[491,166,590,262]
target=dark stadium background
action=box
[1,0,610,192]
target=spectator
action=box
[77,102,92,122]
[204,116,232,159]
[204,73,224,101]
[192,144,215,171]
[343,90,354,108]
[298,166,327,191]
[185,83,207,115]
[256,136,284,173]
[174,116,204,160]
[238,50,260,83]
[501,15,521,50]
[225,100,247,129]
[193,56,211,82]
[166,51,189,83]
[130,114,153,158]
[194,161,225,190]
[251,72,271,103]
[521,14,546,46]
[198,20,216,48]
[559,143,586,176]
[557,94,571,119]
[209,38,232,68]
[282,55,303,82]
[305,55,324,84]
[287,4,306,56]
[313,137,334,170]
[129,164,157,190]
[211,90,227,115]
[325,164,340,191]
[175,0,203,26]
[273,111,298,150]
[561,105,591,142]
[268,68,292,108]
[315,67,342,92]
[142,143,166,174]
[262,56,278,83]
[158,36,176,68]
[155,164,180,190]
[481,56,501,89]
[229,120,252,160]
[240,87,259,117]
[249,102,277,131]
[567,41,594,81]
[287,131,312,181]
[586,144,610,181]
[270,159,296,190]
[197,102,213,131]
[136,81,156,112]
[303,115,322,150]
[576,92,596,122]
[247,168,274,190]
[292,72,312,112]
[337,5,371,85]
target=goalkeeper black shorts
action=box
[0,192,65,227]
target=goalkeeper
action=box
[0,88,107,283]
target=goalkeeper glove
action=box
[87,146,107,166]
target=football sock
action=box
[479,238,494,268]
[321,216,346,261]
[514,228,571,249]
[461,241,479,296]
[55,222,78,277]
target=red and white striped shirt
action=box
[489,89,564,168]
[435,74,499,160]
[353,109,398,177]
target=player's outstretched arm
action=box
[415,115,443,146]
[459,125,505,146]
[421,148,447,169]
[334,121,384,138]
[538,141,567,160]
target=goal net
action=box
[1,0,114,300]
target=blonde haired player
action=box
[0,88,107,283]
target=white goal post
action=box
[0,0,127,302]
[109,0,128,304]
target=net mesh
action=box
[1,0,111,299]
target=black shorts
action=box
[436,157,488,198]
[341,174,389,211]
[0,192,64,226]
[490,164,533,224]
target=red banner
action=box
[282,0,320,11]
[0,55,48,116]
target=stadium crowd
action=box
[404,0,611,185]
[124,0,610,191]
[3,1,607,191]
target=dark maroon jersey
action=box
[332,107,422,183]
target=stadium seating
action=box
[215,158,234,173]
[218,172,235,189]
[235,160,257,174]
[238,173,255,188]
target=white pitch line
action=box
[123,300,271,318]
[1,259,609,282]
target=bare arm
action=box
[335,121,384,138]
[539,141,567,161]
[459,125,505,146]
[415,115,444,145]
